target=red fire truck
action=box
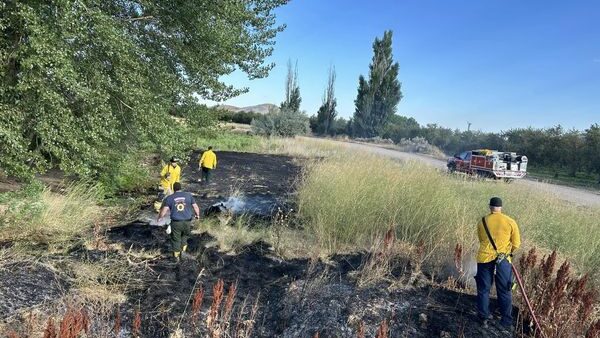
[447,149,528,180]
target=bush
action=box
[251,108,309,137]
[98,152,156,196]
[395,137,446,157]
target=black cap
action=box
[170,156,178,163]
[489,197,503,207]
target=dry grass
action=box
[296,150,600,282]
[67,258,137,309]
[0,182,102,250]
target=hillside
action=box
[215,103,277,114]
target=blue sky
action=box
[204,0,600,132]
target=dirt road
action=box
[317,138,600,208]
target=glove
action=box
[165,225,172,234]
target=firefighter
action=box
[157,182,200,262]
[475,197,521,332]
[198,146,217,183]
[160,156,181,195]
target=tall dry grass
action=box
[296,152,600,281]
[0,181,102,249]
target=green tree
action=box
[0,0,288,179]
[353,30,402,137]
[280,59,301,112]
[315,66,337,135]
[584,124,600,182]
[561,129,585,177]
[381,114,420,142]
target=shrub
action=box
[395,137,446,157]
[252,108,309,137]
[98,152,155,196]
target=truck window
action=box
[465,152,472,161]
[459,152,468,160]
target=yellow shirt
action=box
[476,211,521,263]
[160,164,181,191]
[199,150,217,169]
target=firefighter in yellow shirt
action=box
[160,157,181,195]
[198,146,217,183]
[475,197,521,332]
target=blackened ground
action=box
[103,151,516,337]
[104,221,516,337]
[0,262,67,321]
[184,150,300,216]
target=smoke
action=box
[210,194,282,217]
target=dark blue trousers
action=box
[475,259,513,327]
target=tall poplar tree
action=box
[353,30,402,137]
[280,59,301,112]
[316,66,337,135]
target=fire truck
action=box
[447,149,528,181]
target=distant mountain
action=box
[215,103,277,114]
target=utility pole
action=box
[467,121,472,132]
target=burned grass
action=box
[3,150,593,337]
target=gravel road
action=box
[316,138,600,208]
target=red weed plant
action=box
[25,311,35,338]
[586,320,600,338]
[517,248,599,338]
[191,286,205,324]
[7,331,19,338]
[375,319,389,338]
[383,227,395,251]
[43,317,56,338]
[58,306,89,338]
[207,279,225,328]
[356,321,365,338]
[222,282,238,323]
[132,308,142,337]
[113,307,122,337]
[454,243,463,275]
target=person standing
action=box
[160,156,181,195]
[157,182,200,261]
[475,197,521,331]
[198,146,217,183]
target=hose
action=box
[512,265,548,338]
